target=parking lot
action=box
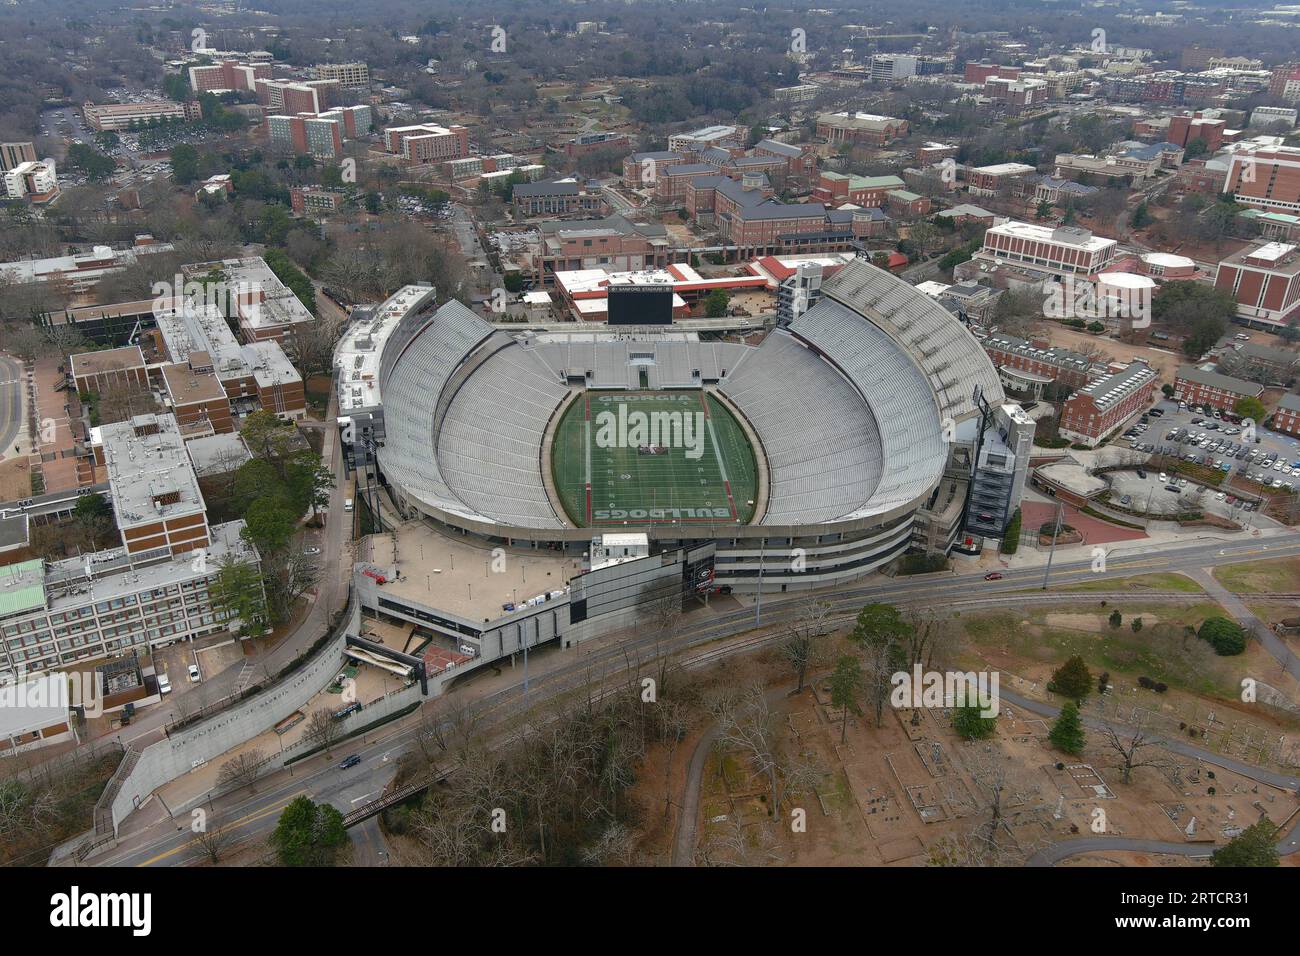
[1106,466,1255,519]
[1118,400,1300,489]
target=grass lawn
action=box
[551,390,758,528]
[957,600,1245,699]
[1054,572,1204,594]
[1212,557,1300,594]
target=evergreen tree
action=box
[1049,655,1092,700]
[1049,701,1085,755]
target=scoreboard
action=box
[607,283,673,325]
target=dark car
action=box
[1136,468,1147,479]
[983,572,1004,581]
[1164,484,1179,493]
[340,754,362,770]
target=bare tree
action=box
[217,749,270,794]
[780,596,833,693]
[304,708,342,755]
[192,818,237,864]
[1098,721,1169,785]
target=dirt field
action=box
[1033,324,1184,387]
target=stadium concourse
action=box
[334,258,1023,679]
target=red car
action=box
[984,572,1004,581]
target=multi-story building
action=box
[3,159,59,203]
[564,131,631,158]
[622,151,686,188]
[1224,144,1300,215]
[964,62,1020,84]
[975,220,1119,278]
[183,257,317,347]
[0,675,76,754]
[1221,341,1300,384]
[243,341,307,420]
[1058,362,1156,446]
[1249,106,1298,129]
[667,125,741,153]
[70,345,149,396]
[811,171,906,207]
[0,519,255,678]
[1271,392,1300,437]
[383,123,470,163]
[187,59,270,93]
[83,100,188,131]
[966,403,1035,538]
[983,76,1049,114]
[653,163,716,205]
[255,78,337,114]
[93,413,210,558]
[815,111,909,146]
[267,113,343,159]
[1213,241,1300,328]
[289,186,346,215]
[314,61,370,87]
[966,162,1037,197]
[160,359,235,436]
[981,332,1094,393]
[532,216,673,287]
[772,84,821,103]
[752,139,816,177]
[916,142,959,165]
[512,179,608,217]
[0,141,36,171]
[1174,365,1264,411]
[318,104,372,139]
[870,54,919,82]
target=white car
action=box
[1216,492,1226,501]
[157,672,172,695]
[1159,472,1168,482]
[187,663,201,683]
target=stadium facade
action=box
[335,260,1029,670]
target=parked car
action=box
[187,663,201,683]
[157,673,172,695]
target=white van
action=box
[344,498,354,513]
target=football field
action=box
[551,390,758,527]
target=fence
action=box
[97,591,361,845]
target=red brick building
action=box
[1059,362,1157,446]
[1213,241,1300,328]
[981,333,1094,390]
[1224,145,1300,216]
[1173,365,1264,411]
[1272,392,1300,437]
[964,63,1021,84]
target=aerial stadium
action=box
[335,258,1027,673]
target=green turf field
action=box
[551,390,758,527]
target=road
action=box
[0,353,22,458]
[96,522,1300,864]
[109,388,351,751]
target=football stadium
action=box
[334,257,1029,670]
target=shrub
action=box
[1108,609,1122,628]
[1198,616,1247,656]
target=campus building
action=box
[1173,365,1264,411]
[1212,241,1300,328]
[1058,362,1157,446]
